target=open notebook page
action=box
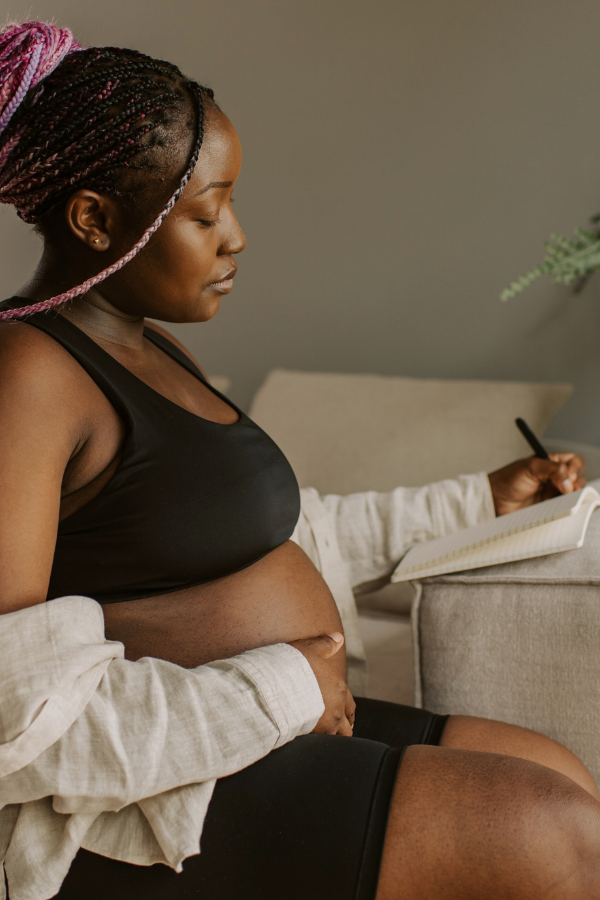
[392,501,599,582]
[391,485,600,583]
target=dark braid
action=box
[0,46,215,225]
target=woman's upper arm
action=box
[0,326,82,613]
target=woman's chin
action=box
[195,293,222,322]
[160,293,222,324]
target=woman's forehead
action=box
[185,112,241,197]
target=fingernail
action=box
[562,478,572,489]
[329,632,344,643]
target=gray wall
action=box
[3,0,600,442]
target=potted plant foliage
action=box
[501,215,600,299]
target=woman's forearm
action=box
[321,472,495,589]
[2,639,324,810]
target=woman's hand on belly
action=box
[289,633,355,736]
[102,541,355,733]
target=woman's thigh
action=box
[54,702,600,900]
[376,744,600,900]
[55,733,403,900]
[54,700,442,900]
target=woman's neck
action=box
[60,295,146,351]
[19,254,146,351]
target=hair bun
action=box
[0,21,82,139]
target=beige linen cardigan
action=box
[0,474,493,900]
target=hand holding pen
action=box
[486,419,586,517]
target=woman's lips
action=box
[207,277,235,294]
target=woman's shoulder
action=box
[0,320,104,423]
[0,319,86,386]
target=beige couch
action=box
[248,369,600,740]
[249,369,600,617]
[249,369,577,494]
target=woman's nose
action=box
[221,210,246,255]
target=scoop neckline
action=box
[141,326,243,428]
[13,300,244,429]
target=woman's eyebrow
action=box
[191,181,233,198]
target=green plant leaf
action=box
[501,226,600,300]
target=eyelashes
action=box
[197,198,235,229]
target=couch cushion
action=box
[249,370,573,494]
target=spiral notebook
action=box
[391,484,600,583]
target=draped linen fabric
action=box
[0,474,494,900]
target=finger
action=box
[556,467,585,493]
[549,462,578,494]
[559,464,573,492]
[528,457,583,493]
[550,453,585,477]
[336,716,353,737]
[345,689,356,728]
[527,458,564,489]
[565,469,582,491]
[548,453,586,469]
[549,453,578,463]
[312,632,344,659]
[566,456,585,479]
[290,632,345,659]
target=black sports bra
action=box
[4,301,301,603]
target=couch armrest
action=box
[413,510,600,782]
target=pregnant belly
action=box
[102,540,344,671]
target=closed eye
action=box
[197,198,234,227]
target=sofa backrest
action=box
[249,369,573,494]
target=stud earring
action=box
[93,238,101,244]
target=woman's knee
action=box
[535,780,600,897]
[441,714,600,800]
[376,745,600,900]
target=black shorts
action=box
[53,698,448,900]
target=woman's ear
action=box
[64,190,114,251]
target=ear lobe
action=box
[64,189,111,250]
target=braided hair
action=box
[0,22,215,321]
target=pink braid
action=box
[0,23,206,322]
[0,22,82,140]
[0,165,194,321]
[0,42,42,133]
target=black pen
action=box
[515,417,550,460]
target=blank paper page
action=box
[392,503,598,582]
[391,487,599,582]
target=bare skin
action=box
[377,745,600,899]
[2,105,599,896]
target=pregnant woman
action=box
[1,22,599,900]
